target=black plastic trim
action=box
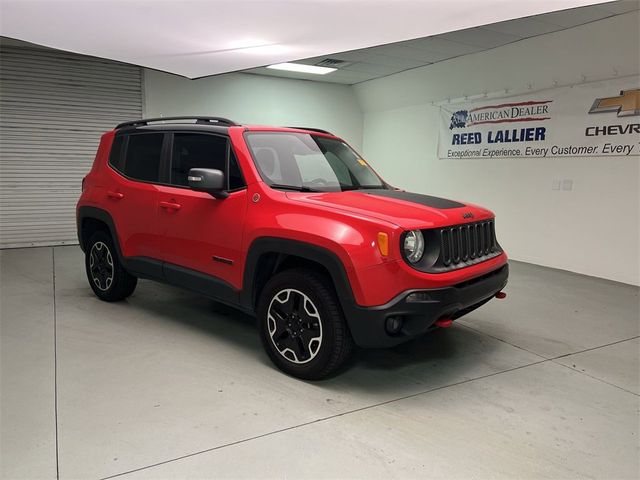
[163,262,241,307]
[403,219,503,274]
[241,237,355,314]
[121,257,246,312]
[116,116,237,129]
[349,263,509,347]
[124,256,164,280]
[77,206,121,256]
[213,256,234,265]
[286,126,333,135]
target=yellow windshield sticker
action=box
[357,158,367,166]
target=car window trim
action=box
[107,130,247,193]
[166,130,247,192]
[109,131,167,184]
[108,133,127,172]
[226,140,246,191]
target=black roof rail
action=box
[287,126,333,135]
[115,116,238,129]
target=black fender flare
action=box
[76,206,123,259]
[241,237,358,316]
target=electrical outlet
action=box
[562,179,573,191]
[552,179,561,190]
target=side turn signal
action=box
[377,232,389,256]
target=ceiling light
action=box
[227,40,290,55]
[266,63,336,75]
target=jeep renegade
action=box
[77,117,508,379]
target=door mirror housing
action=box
[187,168,228,199]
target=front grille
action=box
[439,219,500,269]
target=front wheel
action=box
[85,231,137,302]
[257,269,353,380]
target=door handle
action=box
[107,191,124,200]
[159,201,182,211]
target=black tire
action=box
[85,231,137,302]
[257,268,353,380]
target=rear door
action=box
[155,132,248,290]
[103,131,165,260]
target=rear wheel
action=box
[85,231,137,302]
[257,269,353,380]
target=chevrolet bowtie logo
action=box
[589,89,640,117]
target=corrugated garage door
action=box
[0,45,143,248]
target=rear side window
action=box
[171,133,227,187]
[124,133,164,183]
[108,135,125,172]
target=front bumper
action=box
[344,263,509,348]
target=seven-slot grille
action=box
[440,220,499,267]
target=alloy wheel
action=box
[89,241,114,291]
[267,288,323,364]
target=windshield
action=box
[245,132,386,192]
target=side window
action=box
[108,135,125,172]
[171,133,227,187]
[123,133,164,183]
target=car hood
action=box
[285,189,493,230]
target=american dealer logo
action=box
[449,100,552,130]
[443,84,639,158]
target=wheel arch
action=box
[241,237,357,315]
[77,206,122,259]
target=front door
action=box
[156,132,248,291]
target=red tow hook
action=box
[495,291,507,299]
[434,318,453,328]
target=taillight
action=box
[81,176,86,192]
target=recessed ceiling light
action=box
[266,62,337,75]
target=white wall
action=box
[354,12,640,285]
[143,70,364,150]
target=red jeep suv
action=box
[77,117,508,379]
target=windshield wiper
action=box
[269,183,322,192]
[340,185,386,191]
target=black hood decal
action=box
[362,189,465,210]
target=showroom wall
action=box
[143,70,364,150]
[354,12,640,285]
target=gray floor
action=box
[1,246,638,480]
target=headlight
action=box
[403,230,425,263]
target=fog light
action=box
[385,316,404,335]
[406,291,431,303]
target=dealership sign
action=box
[438,77,639,159]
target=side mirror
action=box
[188,168,228,199]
